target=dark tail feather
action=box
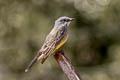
[25,52,42,72]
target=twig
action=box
[54,50,81,80]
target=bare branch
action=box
[54,50,81,80]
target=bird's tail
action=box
[25,52,44,72]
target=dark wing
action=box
[41,26,67,64]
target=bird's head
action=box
[54,16,75,27]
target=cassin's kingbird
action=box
[25,16,74,72]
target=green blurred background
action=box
[0,0,120,80]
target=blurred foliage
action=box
[0,0,120,80]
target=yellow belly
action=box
[52,35,68,53]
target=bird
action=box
[25,16,75,72]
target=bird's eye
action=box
[61,19,66,22]
[63,19,66,22]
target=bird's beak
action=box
[70,18,75,21]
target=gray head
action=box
[54,16,75,27]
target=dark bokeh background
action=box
[0,0,120,80]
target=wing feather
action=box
[40,26,67,63]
